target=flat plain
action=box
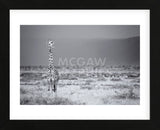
[20,65,140,105]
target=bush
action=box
[110,77,121,81]
[20,88,27,94]
[81,85,92,90]
[114,88,139,99]
[85,79,93,85]
[20,96,32,104]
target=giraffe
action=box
[47,40,59,92]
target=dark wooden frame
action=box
[0,0,159,129]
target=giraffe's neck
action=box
[48,40,55,76]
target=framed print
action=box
[1,0,159,129]
[9,10,149,120]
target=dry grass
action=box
[20,89,76,105]
[20,66,140,105]
[114,87,140,100]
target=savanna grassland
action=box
[20,65,140,105]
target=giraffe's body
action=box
[47,68,59,92]
[47,40,59,92]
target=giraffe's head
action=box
[48,40,54,47]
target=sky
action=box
[20,25,140,66]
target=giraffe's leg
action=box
[53,81,56,92]
[50,78,54,92]
[52,79,55,92]
[54,80,58,92]
[48,78,51,91]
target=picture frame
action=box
[0,0,159,129]
[10,10,148,119]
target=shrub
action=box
[85,79,93,85]
[20,96,32,104]
[81,85,92,90]
[114,88,139,100]
[110,77,121,81]
[20,88,27,94]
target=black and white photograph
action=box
[20,25,140,105]
[10,10,149,120]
